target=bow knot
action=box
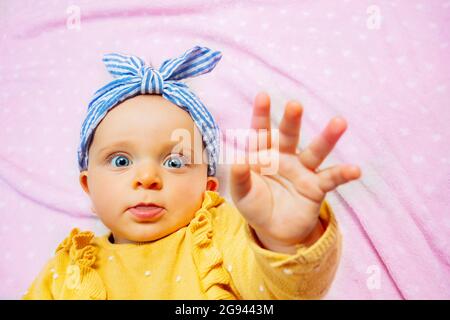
[140,66,164,94]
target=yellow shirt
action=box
[23,190,342,300]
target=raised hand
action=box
[229,92,361,253]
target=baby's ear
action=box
[206,176,219,192]
[79,170,90,195]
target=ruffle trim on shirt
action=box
[53,228,106,300]
[189,191,237,300]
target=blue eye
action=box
[163,155,188,169]
[110,155,131,167]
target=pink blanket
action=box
[0,0,449,299]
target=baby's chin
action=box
[113,220,190,244]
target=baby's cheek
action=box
[89,176,123,214]
[173,184,205,214]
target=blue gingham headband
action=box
[77,46,222,176]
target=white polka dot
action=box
[108,255,114,261]
[411,155,424,164]
[316,48,325,56]
[144,270,151,277]
[389,101,399,109]
[175,275,182,282]
[428,22,437,30]
[323,68,333,77]
[361,95,371,104]
[259,284,265,292]
[341,49,351,57]
[233,35,243,43]
[44,146,53,154]
[351,71,360,80]
[436,85,447,93]
[283,268,293,275]
[378,77,387,84]
[431,134,441,142]
[227,264,233,272]
[423,185,435,195]
[53,273,59,279]
[399,128,410,136]
[396,56,406,65]
[406,80,417,88]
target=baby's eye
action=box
[109,155,131,167]
[163,155,188,169]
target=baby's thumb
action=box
[230,163,252,203]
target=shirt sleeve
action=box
[23,257,57,300]
[214,199,343,300]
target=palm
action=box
[229,92,361,246]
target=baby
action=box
[24,46,361,300]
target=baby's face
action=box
[79,95,219,244]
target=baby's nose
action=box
[133,163,163,190]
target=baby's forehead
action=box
[103,137,196,151]
[90,95,206,155]
[97,104,197,137]
[95,123,203,154]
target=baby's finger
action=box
[250,92,272,152]
[298,117,347,171]
[279,100,303,154]
[317,164,361,192]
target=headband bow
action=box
[78,46,222,176]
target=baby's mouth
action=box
[128,203,165,221]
